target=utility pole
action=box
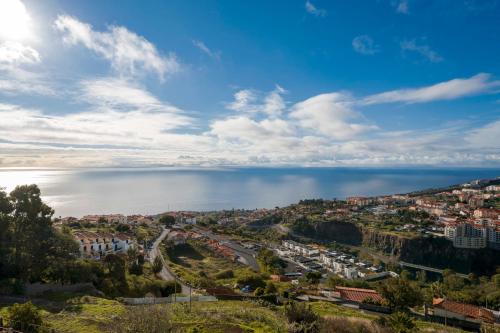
[189,284,192,312]
[174,279,177,303]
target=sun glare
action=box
[0,0,33,41]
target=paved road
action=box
[193,227,260,271]
[149,228,192,295]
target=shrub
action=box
[284,301,320,333]
[320,317,390,333]
[107,304,172,333]
[377,312,416,333]
[129,262,144,275]
[265,281,278,294]
[7,301,44,333]
[215,269,234,279]
[152,256,163,274]
[236,273,266,290]
[254,287,264,296]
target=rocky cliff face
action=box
[293,220,363,245]
[291,220,499,275]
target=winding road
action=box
[149,228,192,295]
[192,226,260,271]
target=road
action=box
[192,227,260,271]
[149,228,192,295]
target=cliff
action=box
[290,220,499,275]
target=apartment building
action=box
[74,231,134,259]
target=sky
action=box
[0,0,499,168]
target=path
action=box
[149,228,192,294]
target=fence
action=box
[121,295,217,305]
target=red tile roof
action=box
[335,286,384,303]
[433,298,495,324]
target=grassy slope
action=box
[164,241,256,287]
[1,297,468,333]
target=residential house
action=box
[432,298,495,324]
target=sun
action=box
[0,0,33,41]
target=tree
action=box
[102,254,128,295]
[254,287,264,296]
[382,312,416,333]
[10,185,55,282]
[256,248,286,274]
[152,256,163,274]
[378,278,423,310]
[265,281,278,294]
[416,270,427,284]
[159,215,175,226]
[7,301,44,333]
[305,271,322,285]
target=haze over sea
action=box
[0,167,498,217]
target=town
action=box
[1,178,500,332]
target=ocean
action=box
[0,167,498,217]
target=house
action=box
[167,230,188,245]
[474,208,500,219]
[74,231,134,259]
[347,196,374,207]
[334,286,384,304]
[432,298,495,324]
[343,266,359,279]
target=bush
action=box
[284,301,320,333]
[129,262,143,275]
[236,273,266,290]
[107,304,172,333]
[152,256,163,274]
[265,281,278,294]
[377,312,416,333]
[320,317,390,333]
[7,301,44,333]
[254,287,264,296]
[215,269,234,279]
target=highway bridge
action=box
[399,261,468,278]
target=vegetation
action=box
[256,248,286,274]
[152,256,163,274]
[6,301,45,333]
[163,240,258,289]
[0,185,79,284]
[284,301,320,333]
[377,278,423,310]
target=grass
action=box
[1,296,469,333]
[164,241,256,287]
[309,301,378,320]
[46,296,125,333]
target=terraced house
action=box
[74,231,134,259]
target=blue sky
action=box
[0,0,499,167]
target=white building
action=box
[74,231,134,259]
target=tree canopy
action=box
[0,185,79,283]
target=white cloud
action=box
[305,1,327,17]
[465,120,500,149]
[192,40,221,60]
[226,85,287,117]
[54,15,180,80]
[290,92,377,140]
[400,39,443,63]
[78,77,191,128]
[394,0,409,14]
[362,73,500,105]
[0,41,40,65]
[352,35,379,55]
[0,102,196,150]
